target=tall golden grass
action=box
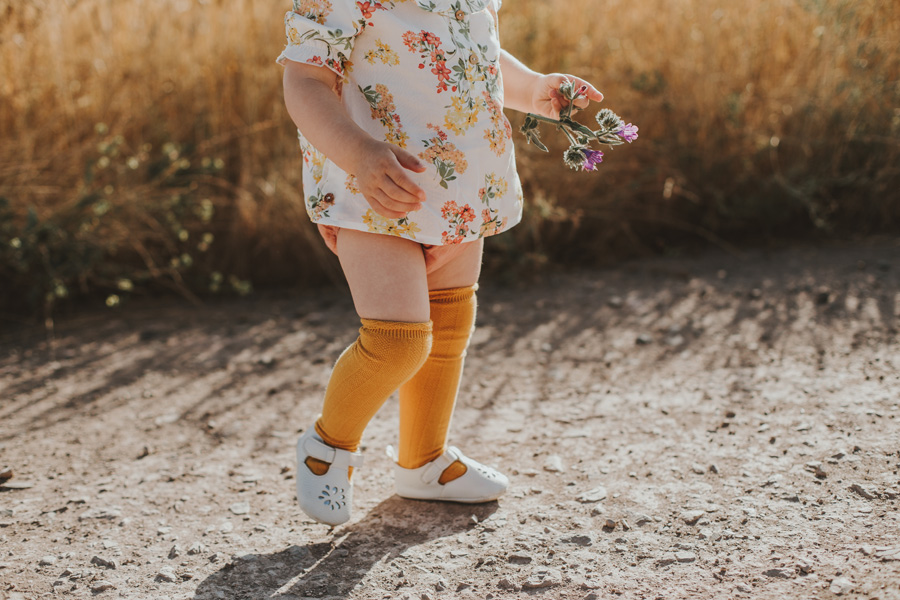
[1,0,898,314]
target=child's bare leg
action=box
[309,229,433,475]
[336,228,431,322]
[398,239,484,482]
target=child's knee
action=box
[358,318,433,378]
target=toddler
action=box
[279,0,602,525]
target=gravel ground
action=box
[1,243,899,600]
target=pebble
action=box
[675,551,696,563]
[875,546,900,561]
[636,334,653,345]
[698,528,714,540]
[157,566,178,582]
[577,486,607,503]
[603,519,617,530]
[188,541,209,555]
[229,502,250,515]
[39,555,57,566]
[633,514,653,526]
[681,510,704,525]
[691,464,705,475]
[607,296,624,308]
[508,553,532,564]
[560,534,593,547]
[79,507,122,521]
[522,570,561,589]
[168,545,182,559]
[91,581,116,593]
[90,556,117,569]
[542,455,566,473]
[763,568,793,579]
[829,576,853,595]
[584,593,600,600]
[849,483,878,500]
[656,553,677,566]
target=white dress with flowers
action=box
[278,0,523,245]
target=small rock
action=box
[633,513,653,526]
[584,593,600,600]
[607,296,624,308]
[188,541,209,555]
[656,553,677,567]
[849,483,879,500]
[709,464,719,474]
[691,463,705,475]
[91,581,116,593]
[79,507,122,521]
[795,423,812,432]
[603,519,617,530]
[498,577,519,591]
[39,556,58,566]
[577,486,607,503]
[90,556,117,569]
[698,528,714,540]
[434,579,447,591]
[157,566,178,582]
[560,534,593,547]
[875,546,900,561]
[507,553,532,564]
[797,559,813,574]
[543,455,565,473]
[168,545,182,560]
[860,545,874,556]
[681,510,704,525]
[219,521,234,533]
[420,594,434,600]
[763,568,793,579]
[829,576,853,595]
[636,333,653,345]
[735,584,752,594]
[522,570,561,589]
[675,551,696,563]
[229,502,250,515]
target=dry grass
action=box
[1,0,898,314]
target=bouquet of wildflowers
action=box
[520,80,638,171]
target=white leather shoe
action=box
[387,445,508,503]
[295,428,364,526]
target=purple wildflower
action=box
[619,123,639,143]
[581,148,604,171]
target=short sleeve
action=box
[276,0,365,79]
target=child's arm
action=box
[499,50,604,119]
[283,61,427,219]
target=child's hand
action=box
[352,140,428,220]
[531,73,603,120]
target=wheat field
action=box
[1,0,897,314]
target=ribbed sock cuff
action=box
[359,318,433,338]
[428,284,478,305]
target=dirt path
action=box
[1,243,898,600]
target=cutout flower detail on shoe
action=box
[474,463,501,480]
[319,484,347,510]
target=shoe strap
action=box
[304,436,364,468]
[421,446,462,485]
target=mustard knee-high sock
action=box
[306,319,432,477]
[398,286,476,484]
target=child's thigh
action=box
[426,238,484,291]
[335,228,430,323]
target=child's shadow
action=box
[192,496,499,599]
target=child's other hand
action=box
[353,140,428,220]
[532,73,603,120]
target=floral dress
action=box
[278,0,524,245]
